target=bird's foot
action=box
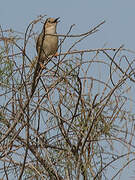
[39,63,45,69]
[54,52,59,58]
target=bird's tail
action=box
[30,60,42,98]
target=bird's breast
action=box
[44,35,58,56]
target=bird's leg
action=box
[54,52,59,58]
[39,62,46,69]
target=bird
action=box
[36,17,60,63]
[31,17,60,97]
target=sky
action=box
[1,0,135,179]
[1,0,135,50]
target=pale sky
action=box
[1,0,135,179]
[1,0,135,50]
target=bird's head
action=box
[44,17,60,33]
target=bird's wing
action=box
[36,33,42,55]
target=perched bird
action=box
[36,17,60,63]
[31,17,60,96]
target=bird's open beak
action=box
[54,17,60,23]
